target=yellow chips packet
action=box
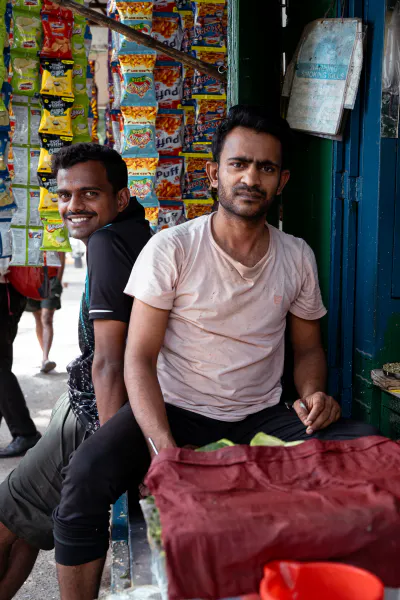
[39,95,74,137]
[39,186,59,214]
[40,58,74,98]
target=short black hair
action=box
[212,105,292,168]
[52,143,128,193]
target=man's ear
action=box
[277,169,290,195]
[117,187,131,212]
[206,160,219,189]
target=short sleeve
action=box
[289,242,327,320]
[124,231,181,310]
[87,229,134,322]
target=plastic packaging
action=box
[128,174,158,204]
[144,205,159,232]
[72,98,91,141]
[13,10,42,54]
[11,187,41,227]
[184,198,213,218]
[40,58,74,98]
[155,156,183,200]
[10,103,41,146]
[0,221,12,258]
[40,218,71,251]
[116,0,154,20]
[119,19,152,53]
[10,225,43,266]
[124,156,159,176]
[152,12,183,55]
[192,0,226,49]
[41,11,73,59]
[72,56,88,97]
[119,52,157,73]
[11,147,40,186]
[38,134,73,174]
[158,200,185,229]
[154,62,182,109]
[156,109,184,155]
[39,95,74,137]
[11,52,40,96]
[121,104,157,124]
[12,0,42,11]
[121,72,156,106]
[122,123,157,156]
[192,47,226,95]
[180,9,194,52]
[39,186,59,214]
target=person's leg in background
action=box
[32,309,43,352]
[0,284,41,458]
[40,308,56,373]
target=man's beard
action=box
[217,180,276,221]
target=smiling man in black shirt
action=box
[0,144,151,597]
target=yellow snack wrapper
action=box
[120,105,158,125]
[184,198,213,220]
[39,95,74,137]
[124,156,159,176]
[40,218,72,252]
[37,134,73,174]
[39,186,59,215]
[40,59,74,98]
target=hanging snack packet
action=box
[156,109,184,155]
[39,186,59,214]
[192,47,226,95]
[40,58,74,98]
[155,156,183,200]
[72,98,91,142]
[10,103,41,146]
[116,0,154,20]
[11,147,40,186]
[38,133,73,174]
[158,200,185,229]
[119,19,152,53]
[13,10,42,53]
[12,188,41,227]
[111,111,123,154]
[111,63,122,110]
[12,0,42,10]
[181,64,194,105]
[39,95,74,137]
[0,136,9,173]
[144,205,159,233]
[124,156,159,176]
[0,221,12,258]
[121,71,156,106]
[154,62,182,109]
[152,12,183,59]
[154,0,175,10]
[41,12,73,59]
[42,0,72,17]
[182,153,210,198]
[194,113,222,142]
[128,174,158,204]
[41,218,71,252]
[184,198,213,219]
[84,24,92,58]
[180,9,194,52]
[0,176,15,212]
[121,104,157,124]
[72,19,86,57]
[119,52,157,73]
[122,123,157,157]
[72,56,88,96]
[195,96,226,123]
[11,53,40,95]
[192,0,226,49]
[182,104,195,151]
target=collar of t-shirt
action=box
[207,212,274,280]
[111,197,145,225]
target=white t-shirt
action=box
[125,214,327,422]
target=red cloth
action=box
[145,437,400,600]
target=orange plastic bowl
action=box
[260,561,384,600]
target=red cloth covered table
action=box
[145,436,400,600]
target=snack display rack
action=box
[0,0,94,267]
[105,0,228,232]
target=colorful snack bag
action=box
[42,0,72,18]
[0,177,16,212]
[154,0,175,10]
[13,10,42,53]
[11,147,40,186]
[122,123,157,157]
[158,200,185,229]
[192,47,226,96]
[12,0,41,11]
[121,104,157,124]
[72,98,91,142]
[194,96,226,123]
[12,188,41,227]
[38,133,73,173]
[0,221,12,258]
[41,12,73,59]
[11,53,40,95]
[40,218,71,252]
[40,58,74,98]
[10,103,41,146]
[128,174,158,204]
[152,12,183,58]
[0,136,9,173]
[184,198,213,219]
[116,0,154,20]
[124,156,159,176]
[11,226,43,266]
[121,72,156,107]
[39,95,74,137]
[119,19,152,53]
[155,156,183,200]
[194,113,222,142]
[39,186,59,214]
[182,105,195,151]
[118,52,157,73]
[111,62,122,110]
[72,19,86,57]
[84,24,92,58]
[180,9,194,52]
[181,64,194,106]
[144,205,159,233]
[154,62,182,109]
[192,0,226,49]
[72,56,88,96]
[156,109,183,155]
[111,111,123,154]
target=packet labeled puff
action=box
[40,58,74,98]
[121,104,157,125]
[154,62,182,109]
[128,175,158,205]
[119,19,152,54]
[155,156,183,201]
[152,12,183,60]
[72,97,91,142]
[116,0,154,20]
[192,47,226,96]
[121,72,156,107]
[41,12,73,59]
[118,51,157,73]
[40,217,71,252]
[124,156,159,176]
[184,198,213,219]
[156,109,184,156]
[12,0,42,13]
[12,10,42,54]
[158,200,185,229]
[39,95,74,137]
[72,56,88,97]
[38,133,73,174]
[122,123,157,157]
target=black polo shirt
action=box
[67,198,151,433]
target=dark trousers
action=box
[0,284,37,438]
[53,400,379,566]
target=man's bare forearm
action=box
[293,345,327,399]
[125,358,175,453]
[92,359,128,426]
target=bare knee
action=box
[41,309,55,328]
[0,522,17,548]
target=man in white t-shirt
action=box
[54,106,379,599]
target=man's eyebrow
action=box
[227,156,281,169]
[57,186,103,193]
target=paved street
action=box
[0,259,110,598]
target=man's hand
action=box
[293,392,341,435]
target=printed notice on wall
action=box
[285,19,363,137]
